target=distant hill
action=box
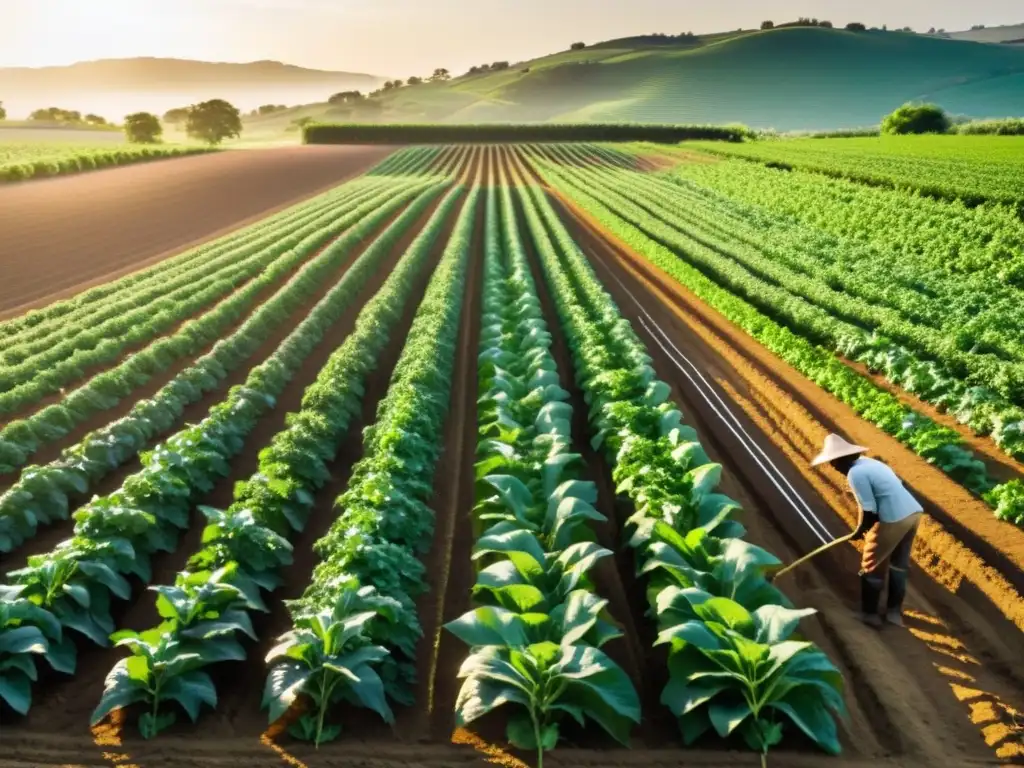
[255,27,1024,132]
[0,58,385,120]
[946,24,1024,44]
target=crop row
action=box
[525,146,1024,526]
[508,152,845,761]
[260,182,478,742]
[444,166,640,767]
[0,143,218,184]
[89,181,463,736]
[685,135,1024,207]
[0,172,456,717]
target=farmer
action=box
[811,434,924,628]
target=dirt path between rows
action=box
[0,146,394,317]
[549,193,1024,765]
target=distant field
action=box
[0,126,125,143]
[0,140,215,182]
[685,134,1024,205]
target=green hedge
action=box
[302,122,751,145]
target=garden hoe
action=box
[767,532,855,582]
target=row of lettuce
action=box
[526,144,1024,527]
[1,148,845,763]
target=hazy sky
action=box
[2,0,1021,75]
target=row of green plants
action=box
[444,173,640,768]
[686,135,1024,207]
[512,160,847,764]
[0,173,450,715]
[303,123,751,146]
[260,184,479,745]
[89,182,459,737]
[0,144,218,184]
[0,179,394,404]
[0,148,437,344]
[0,176,440,554]
[0,170,403,377]
[0,178,407,423]
[527,149,1024,526]
[545,146,1024,464]
[0,179,431,483]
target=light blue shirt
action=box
[847,457,923,524]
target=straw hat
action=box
[811,434,868,467]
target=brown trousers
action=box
[860,512,922,575]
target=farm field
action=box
[683,135,1024,206]
[0,143,1022,768]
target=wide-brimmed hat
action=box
[811,434,868,466]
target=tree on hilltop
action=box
[760,20,774,29]
[407,76,423,85]
[124,112,163,143]
[570,42,586,50]
[845,22,867,31]
[185,99,242,145]
[430,68,451,82]
[328,90,364,105]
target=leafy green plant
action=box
[656,590,845,764]
[0,587,69,714]
[263,586,399,745]
[453,642,640,767]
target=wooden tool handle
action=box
[771,533,855,580]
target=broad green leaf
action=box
[343,663,394,724]
[262,660,312,723]
[454,676,529,726]
[0,674,32,715]
[0,626,48,656]
[661,677,720,716]
[445,606,531,647]
[709,698,752,737]
[769,689,842,755]
[161,671,217,721]
[752,605,816,645]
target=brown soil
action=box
[0,146,394,317]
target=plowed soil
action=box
[2,145,1022,768]
[0,145,394,317]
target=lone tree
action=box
[0,101,6,121]
[186,99,242,145]
[845,22,867,31]
[328,90,364,105]
[407,76,423,85]
[760,20,774,29]
[123,112,163,143]
[881,103,951,135]
[163,107,190,124]
[570,41,586,50]
[430,68,451,82]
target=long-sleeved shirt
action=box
[846,457,923,524]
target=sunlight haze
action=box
[2,0,1022,75]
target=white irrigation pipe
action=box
[589,249,837,546]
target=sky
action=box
[1,0,1022,76]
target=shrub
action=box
[881,103,951,135]
[845,22,867,31]
[955,117,1024,136]
[570,42,586,50]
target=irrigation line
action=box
[589,248,837,546]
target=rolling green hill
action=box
[253,27,1024,133]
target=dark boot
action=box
[886,569,909,626]
[860,573,884,627]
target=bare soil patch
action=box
[0,145,394,316]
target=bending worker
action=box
[811,434,923,627]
